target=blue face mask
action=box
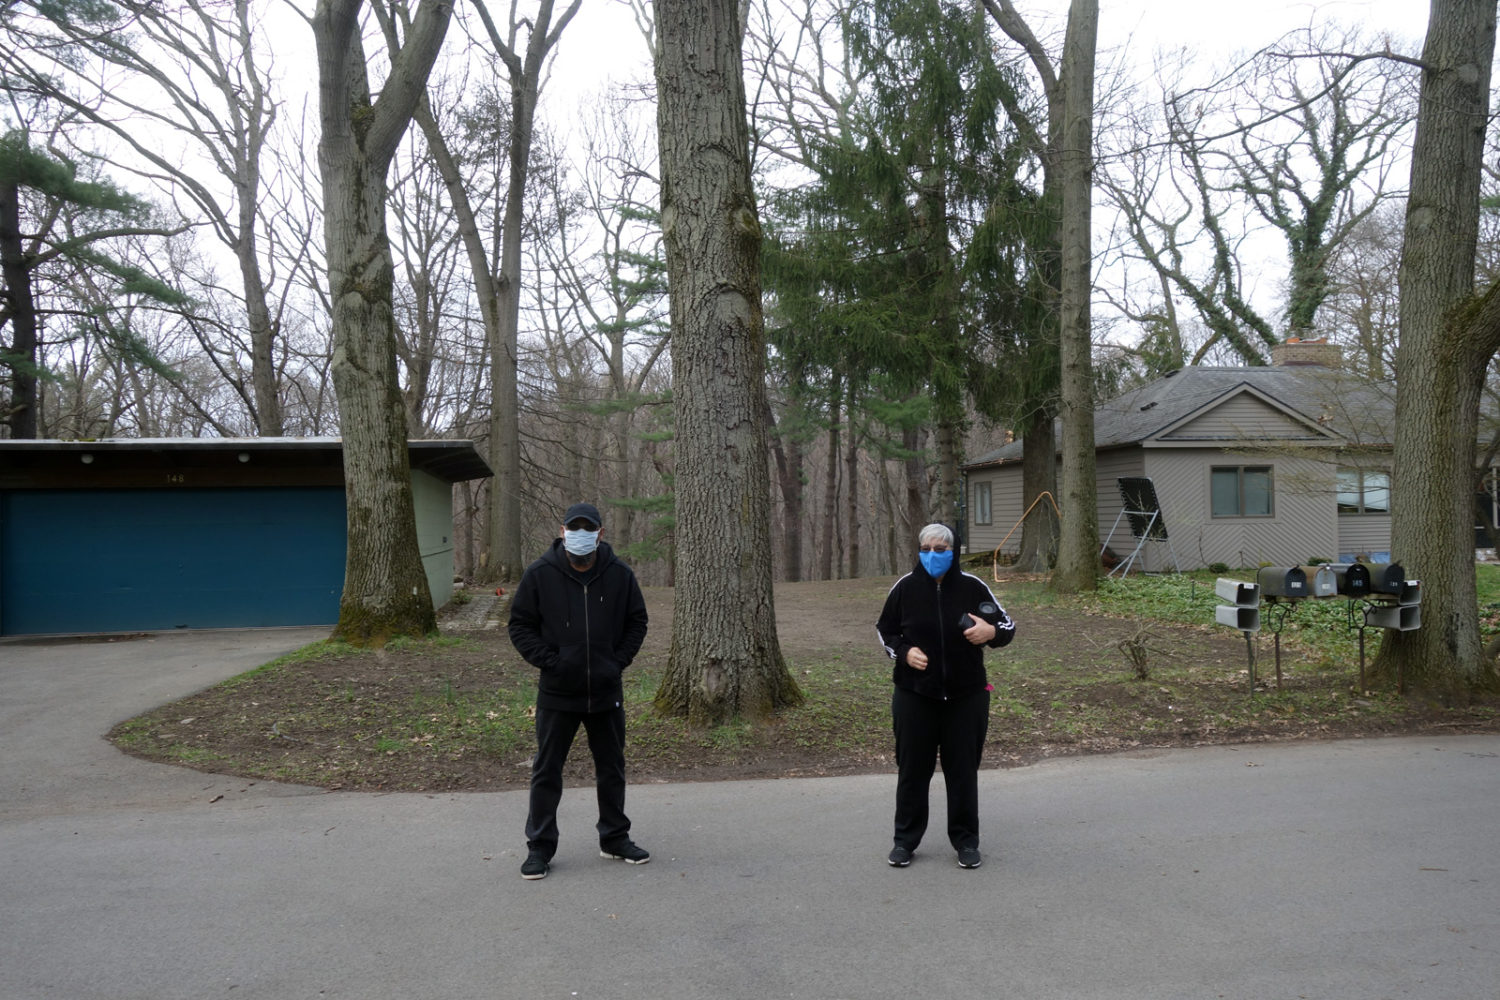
[920,549,953,578]
[564,528,600,557]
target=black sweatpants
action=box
[891,686,990,851]
[525,705,630,859]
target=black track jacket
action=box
[508,539,649,714]
[876,564,1015,701]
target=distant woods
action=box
[0,0,1467,592]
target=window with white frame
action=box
[1210,466,1273,517]
[973,481,992,525]
[1336,468,1390,514]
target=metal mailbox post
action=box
[1213,578,1260,632]
[1211,561,1423,694]
[1213,578,1260,690]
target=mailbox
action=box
[1308,565,1338,597]
[1327,562,1371,596]
[1396,579,1421,606]
[1365,604,1421,631]
[1214,578,1260,632]
[1366,562,1407,596]
[1257,566,1308,598]
[1216,605,1260,630]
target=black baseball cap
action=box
[563,502,602,528]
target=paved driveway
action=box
[2,630,1498,1000]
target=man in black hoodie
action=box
[508,502,650,880]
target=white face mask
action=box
[563,528,600,557]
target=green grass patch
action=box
[104,575,1500,792]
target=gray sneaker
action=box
[601,840,650,864]
[957,846,982,869]
[888,845,914,867]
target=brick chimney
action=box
[1271,338,1342,368]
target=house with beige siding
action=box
[962,342,1408,572]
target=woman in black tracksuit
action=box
[876,523,1015,869]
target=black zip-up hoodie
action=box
[507,538,649,714]
[876,562,1015,701]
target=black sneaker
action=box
[600,840,650,864]
[957,846,982,869]
[887,845,913,867]
[520,851,550,880]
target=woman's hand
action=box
[906,646,929,670]
[963,617,998,645]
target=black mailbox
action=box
[1327,562,1371,596]
[1257,565,1308,598]
[1366,562,1407,596]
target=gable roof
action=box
[966,365,1396,468]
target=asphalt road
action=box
[2,629,1497,1000]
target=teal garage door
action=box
[0,487,346,635]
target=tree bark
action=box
[0,179,39,439]
[903,423,929,539]
[651,0,801,724]
[1371,0,1500,700]
[1017,406,1058,571]
[1051,0,1100,593]
[989,0,1097,586]
[313,0,451,644]
[764,395,805,582]
[845,418,861,578]
[819,378,841,581]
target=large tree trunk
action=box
[313,0,450,644]
[1051,0,1100,593]
[651,0,802,724]
[1018,407,1059,571]
[1372,0,1500,700]
[983,0,1071,578]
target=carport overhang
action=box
[0,438,492,636]
[0,437,492,488]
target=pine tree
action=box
[763,0,1038,538]
[0,133,187,438]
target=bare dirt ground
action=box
[109,575,1500,792]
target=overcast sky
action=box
[542,0,1432,119]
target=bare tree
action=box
[460,0,582,582]
[983,0,1100,592]
[537,94,671,552]
[1104,27,1414,365]
[312,0,452,643]
[3,0,291,433]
